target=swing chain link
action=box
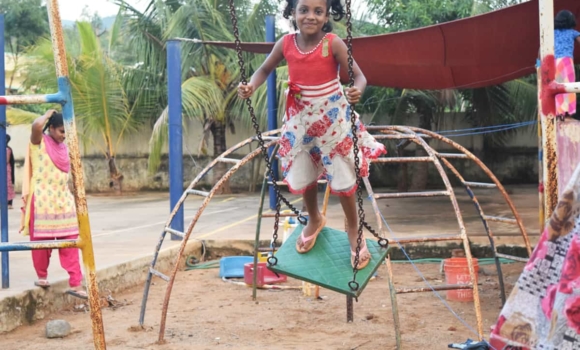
[228,0,306,267]
[345,0,388,292]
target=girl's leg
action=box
[57,235,83,288]
[339,193,370,264]
[286,151,325,250]
[296,184,324,249]
[30,232,52,282]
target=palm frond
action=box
[148,107,169,173]
[6,107,40,125]
[22,38,59,91]
[113,0,167,75]
[463,77,537,147]
[148,75,225,172]
[70,22,135,156]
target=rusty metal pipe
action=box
[0,240,78,251]
[158,145,272,342]
[484,215,518,224]
[392,235,462,244]
[404,127,532,257]
[142,131,282,329]
[371,157,433,163]
[374,191,449,199]
[46,1,105,348]
[495,253,529,263]
[440,157,507,305]
[392,125,484,339]
[438,153,469,159]
[0,93,65,105]
[386,256,402,350]
[395,284,473,294]
[346,296,353,322]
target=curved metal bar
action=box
[139,131,279,329]
[408,126,532,257]
[392,126,484,338]
[368,125,531,257]
[166,129,281,229]
[144,124,531,343]
[439,157,507,305]
[158,144,271,342]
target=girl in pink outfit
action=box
[6,134,14,208]
[238,0,386,269]
[20,110,86,299]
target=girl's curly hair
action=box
[283,0,345,33]
[555,10,577,30]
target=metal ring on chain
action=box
[267,256,278,267]
[297,215,308,225]
[348,280,360,291]
[378,238,389,248]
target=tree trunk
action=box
[410,108,432,191]
[107,153,123,195]
[211,121,232,194]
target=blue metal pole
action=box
[0,14,9,289]
[266,15,278,211]
[167,40,184,240]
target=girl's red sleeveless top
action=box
[283,32,339,86]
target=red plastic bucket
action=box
[243,262,287,287]
[443,257,479,302]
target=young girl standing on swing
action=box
[238,0,386,269]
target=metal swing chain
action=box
[344,0,388,292]
[228,0,306,267]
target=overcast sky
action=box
[57,0,146,21]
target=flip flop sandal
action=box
[296,216,327,254]
[351,241,371,270]
[65,290,88,300]
[34,280,50,288]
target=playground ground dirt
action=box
[2,262,524,350]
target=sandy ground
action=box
[2,262,525,350]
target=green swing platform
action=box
[268,224,390,298]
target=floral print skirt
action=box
[278,78,386,196]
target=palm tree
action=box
[21,21,143,194]
[115,0,279,193]
[462,78,538,149]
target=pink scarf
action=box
[43,134,70,173]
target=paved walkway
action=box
[0,184,541,302]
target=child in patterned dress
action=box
[20,110,86,299]
[238,0,386,269]
[554,10,580,118]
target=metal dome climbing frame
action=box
[363,125,531,348]
[138,125,531,346]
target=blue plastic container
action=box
[219,256,254,278]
